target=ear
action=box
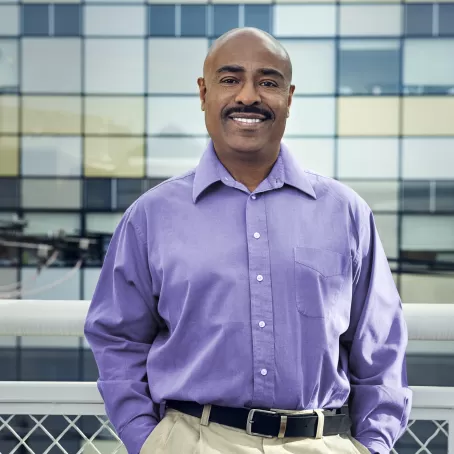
[287,85,295,117]
[197,77,207,111]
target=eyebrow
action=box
[215,65,285,80]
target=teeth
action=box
[232,118,262,124]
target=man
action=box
[84,28,412,454]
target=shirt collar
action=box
[193,140,316,203]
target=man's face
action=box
[198,35,295,156]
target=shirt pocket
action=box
[294,247,350,319]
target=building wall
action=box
[0,0,454,308]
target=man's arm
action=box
[84,204,161,454]
[341,206,412,454]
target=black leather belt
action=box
[166,400,352,439]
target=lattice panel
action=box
[0,415,450,454]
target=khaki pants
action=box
[140,408,371,454]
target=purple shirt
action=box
[84,141,412,454]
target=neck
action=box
[213,143,280,193]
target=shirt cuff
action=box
[119,415,158,454]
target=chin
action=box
[226,136,267,154]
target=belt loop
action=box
[201,404,212,426]
[314,409,325,439]
[278,415,288,439]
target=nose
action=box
[234,81,261,106]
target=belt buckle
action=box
[246,409,279,438]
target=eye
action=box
[220,78,238,84]
[260,80,278,88]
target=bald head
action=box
[203,28,292,83]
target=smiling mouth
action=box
[228,114,269,127]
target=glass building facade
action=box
[1,1,454,452]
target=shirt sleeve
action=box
[341,206,413,454]
[84,205,161,454]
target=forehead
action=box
[209,35,288,76]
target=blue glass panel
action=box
[213,5,238,37]
[402,182,430,212]
[436,182,454,212]
[22,4,49,36]
[148,5,175,37]
[181,5,206,37]
[338,42,400,95]
[244,5,272,33]
[405,4,433,36]
[54,4,81,37]
[439,4,454,36]
[84,179,111,209]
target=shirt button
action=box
[261,369,268,376]
[256,275,263,282]
[251,195,257,200]
[259,321,266,328]
[253,232,261,239]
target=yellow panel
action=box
[0,96,19,133]
[85,137,145,178]
[401,273,454,304]
[0,136,19,176]
[403,97,454,136]
[85,97,145,135]
[22,96,82,135]
[338,97,400,136]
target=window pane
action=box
[22,96,82,135]
[54,4,82,37]
[85,97,145,135]
[0,137,19,176]
[86,213,122,233]
[147,97,206,135]
[281,138,334,177]
[84,268,101,300]
[84,179,112,209]
[244,5,272,33]
[148,5,175,36]
[148,38,207,94]
[282,40,335,94]
[403,139,454,179]
[375,214,398,261]
[340,5,402,36]
[22,4,49,36]
[403,40,454,94]
[402,215,454,250]
[338,97,400,136]
[338,138,398,178]
[85,6,145,36]
[0,95,19,133]
[338,40,400,95]
[22,179,81,209]
[22,136,82,176]
[0,178,19,208]
[147,137,208,177]
[0,40,19,92]
[273,5,336,37]
[23,213,80,235]
[341,181,398,212]
[0,5,19,35]
[402,181,430,212]
[435,182,454,212]
[439,4,454,36]
[22,39,81,93]
[85,39,145,94]
[404,4,433,36]
[84,137,145,177]
[401,273,454,304]
[117,179,143,210]
[403,98,454,135]
[213,5,239,37]
[20,268,81,300]
[181,5,206,37]
[286,97,335,136]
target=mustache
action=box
[223,106,273,120]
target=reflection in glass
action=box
[338,40,400,95]
[404,4,433,36]
[0,40,19,93]
[402,181,431,212]
[435,182,454,212]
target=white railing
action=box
[0,300,454,454]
